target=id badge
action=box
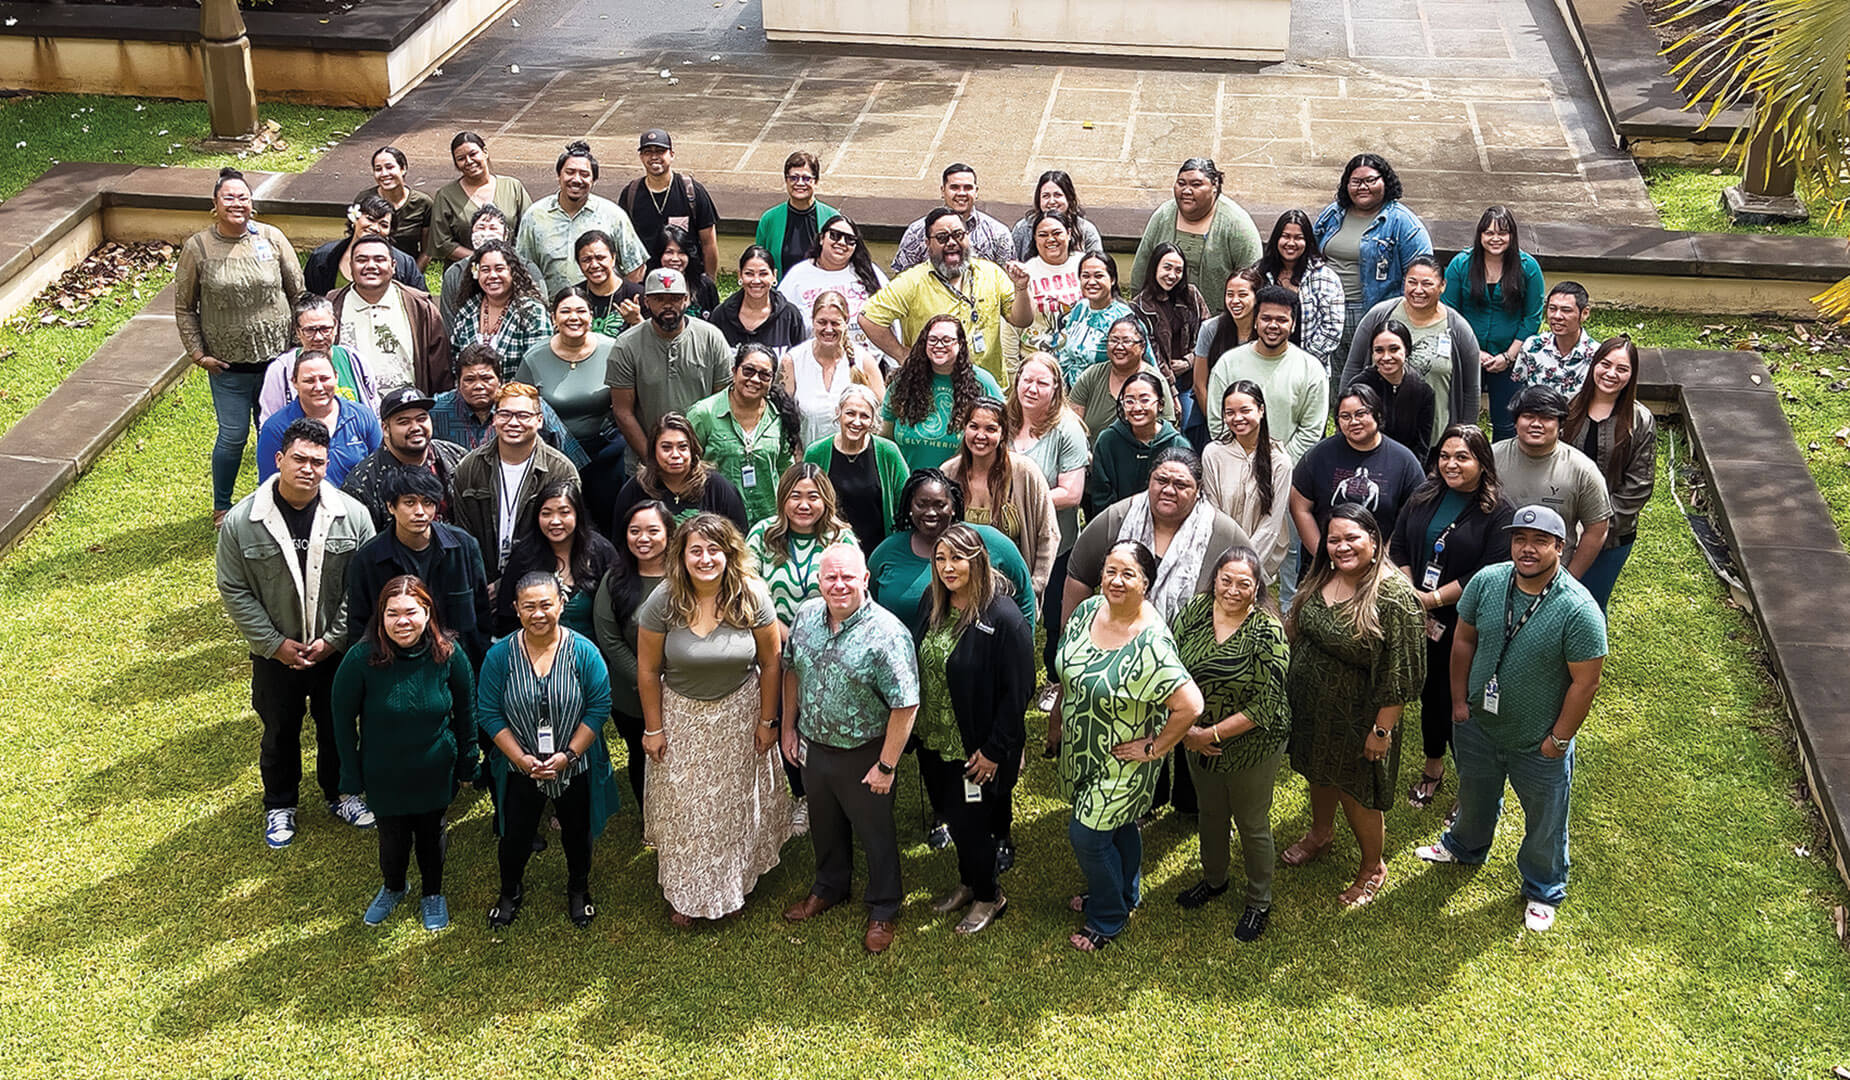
[1482,676,1500,716]
[740,464,757,489]
[1375,256,1390,282]
[969,323,987,356]
[962,776,984,803]
[1425,614,1444,642]
[1421,564,1442,590]
[796,737,809,767]
[536,725,556,756]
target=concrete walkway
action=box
[298,0,1657,226]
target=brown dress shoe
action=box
[782,894,837,922]
[864,919,896,953]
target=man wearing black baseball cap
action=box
[619,128,721,280]
[1491,385,1611,579]
[1414,502,1606,934]
[341,385,468,530]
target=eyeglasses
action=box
[929,229,968,245]
[925,335,961,347]
[738,366,775,383]
[823,230,858,247]
[786,173,816,184]
[1107,336,1144,348]
[1348,174,1385,187]
[1336,411,1373,422]
[298,324,337,337]
[496,409,540,423]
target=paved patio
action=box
[296,0,1658,226]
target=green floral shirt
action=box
[784,597,920,749]
[1056,596,1192,831]
[1170,597,1291,773]
[914,621,964,757]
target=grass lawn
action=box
[0,93,373,203]
[0,355,1847,1076]
[1642,164,1848,238]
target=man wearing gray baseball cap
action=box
[605,267,734,465]
[1414,503,1606,934]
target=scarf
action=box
[1116,493,1217,622]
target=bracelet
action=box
[1212,724,1223,745]
[875,759,896,775]
[563,747,580,766]
[758,719,778,729]
[642,727,665,737]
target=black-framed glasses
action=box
[929,229,968,245]
[786,173,816,184]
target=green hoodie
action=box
[1085,420,1189,518]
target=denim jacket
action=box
[1313,200,1433,311]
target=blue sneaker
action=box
[363,885,407,926]
[329,794,376,829]
[421,894,450,931]
[264,808,297,849]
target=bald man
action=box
[779,544,920,954]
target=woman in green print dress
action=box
[1281,503,1425,908]
[1170,545,1291,943]
[1053,539,1204,952]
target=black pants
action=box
[801,739,901,920]
[251,655,340,811]
[919,750,1000,902]
[498,772,593,896]
[611,709,647,815]
[1420,627,1455,761]
[1040,549,1071,682]
[1152,750,1198,815]
[579,430,629,537]
[378,809,446,896]
[987,748,1021,843]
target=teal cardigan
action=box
[804,433,911,539]
[476,630,620,837]
[755,200,841,277]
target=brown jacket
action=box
[331,281,455,394]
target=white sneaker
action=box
[264,808,298,849]
[1414,842,1458,864]
[789,797,810,837]
[1524,900,1558,932]
[329,794,376,828]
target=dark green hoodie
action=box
[1086,419,1188,518]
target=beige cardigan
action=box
[944,452,1061,598]
[1200,437,1294,578]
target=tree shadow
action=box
[86,640,246,710]
[1,517,205,596]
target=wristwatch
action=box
[875,759,896,775]
[1144,740,1156,758]
[1548,733,1571,751]
[1372,725,1391,739]
[563,747,580,767]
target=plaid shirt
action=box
[1296,261,1347,364]
[890,208,1014,275]
[449,294,553,381]
[1511,330,1600,399]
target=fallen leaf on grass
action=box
[1835,427,1850,447]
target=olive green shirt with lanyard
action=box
[685,389,794,525]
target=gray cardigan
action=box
[1339,298,1481,446]
[1567,401,1657,546]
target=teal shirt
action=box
[784,597,921,749]
[1456,563,1608,751]
[881,368,1004,475]
[686,390,797,525]
[1422,490,1471,566]
[865,523,1038,638]
[1442,249,1546,356]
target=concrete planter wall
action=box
[0,0,514,106]
[763,0,1290,60]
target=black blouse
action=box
[1388,485,1515,630]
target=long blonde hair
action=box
[1004,351,1069,439]
[927,523,1006,634]
[1286,504,1398,641]
[761,462,851,565]
[664,513,762,630]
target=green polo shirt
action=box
[685,389,794,524]
[1456,563,1608,751]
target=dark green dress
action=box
[1170,597,1292,774]
[1285,573,1425,811]
[331,639,478,817]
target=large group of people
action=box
[203,134,1647,948]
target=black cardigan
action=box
[1387,485,1515,631]
[941,594,1034,764]
[1353,367,1436,464]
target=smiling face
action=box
[734,352,776,404]
[1509,527,1563,579]
[474,251,512,301]
[350,244,395,292]
[1545,292,1586,340]
[1337,395,1379,448]
[659,240,690,272]
[372,151,405,193]
[1591,347,1633,399]
[1346,164,1386,212]
[818,545,869,617]
[1516,409,1560,452]
[1100,548,1149,607]
[385,408,431,459]
[1222,389,1263,443]
[627,508,669,565]
[933,541,973,596]
[1037,180,1069,215]
[214,178,253,230]
[783,477,826,533]
[683,530,728,587]
[1119,379,1161,433]
[1079,260,1113,304]
[1213,558,1259,616]
[962,407,1003,460]
[812,305,847,351]
[293,358,338,411]
[554,295,593,340]
[382,592,431,649]
[1402,265,1442,311]
[1147,460,1197,524]
[515,581,561,636]
[1154,252,1185,292]
[452,140,489,182]
[1106,325,1146,371]
[576,239,615,287]
[1225,276,1255,320]
[1371,331,1407,381]
[941,170,977,214]
[784,162,816,204]
[923,322,962,373]
[908,481,955,541]
[927,220,969,277]
[1033,216,1071,264]
[558,157,594,204]
[493,394,541,450]
[1254,301,1293,350]
[819,223,858,271]
[537,495,577,545]
[1435,436,1483,492]
[1479,222,1510,257]
[640,144,673,178]
[1276,221,1306,264]
[1325,515,1375,575]
[738,255,774,300]
[837,395,875,445]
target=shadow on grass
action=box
[87,639,247,710]
[0,517,205,596]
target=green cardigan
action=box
[755,200,840,277]
[331,639,477,817]
[804,434,911,540]
[1129,195,1261,314]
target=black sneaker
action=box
[487,889,523,929]
[1234,905,1270,942]
[925,822,952,850]
[994,836,1016,874]
[1175,880,1229,909]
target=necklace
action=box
[648,180,671,216]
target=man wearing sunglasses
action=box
[890,163,1015,274]
[754,150,840,279]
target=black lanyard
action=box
[932,270,982,324]
[1493,569,1556,675]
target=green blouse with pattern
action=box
[745,519,860,625]
[1171,596,1292,773]
[1056,596,1193,831]
[914,621,964,757]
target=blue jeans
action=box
[1440,716,1574,906]
[1069,815,1141,937]
[209,369,266,511]
[1485,368,1519,441]
[1576,541,1633,614]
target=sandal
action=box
[1281,834,1332,867]
[1068,926,1113,952]
[1068,893,1088,913]
[486,889,523,929]
[1339,867,1388,908]
[1408,769,1444,809]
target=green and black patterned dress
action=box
[1170,597,1292,774]
[1056,596,1194,831]
[1285,573,1426,812]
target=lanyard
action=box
[1493,569,1556,674]
[932,270,982,324]
[1428,519,1459,567]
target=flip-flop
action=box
[1408,770,1444,808]
[1068,926,1113,952]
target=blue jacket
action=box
[1313,200,1433,311]
[256,397,383,487]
